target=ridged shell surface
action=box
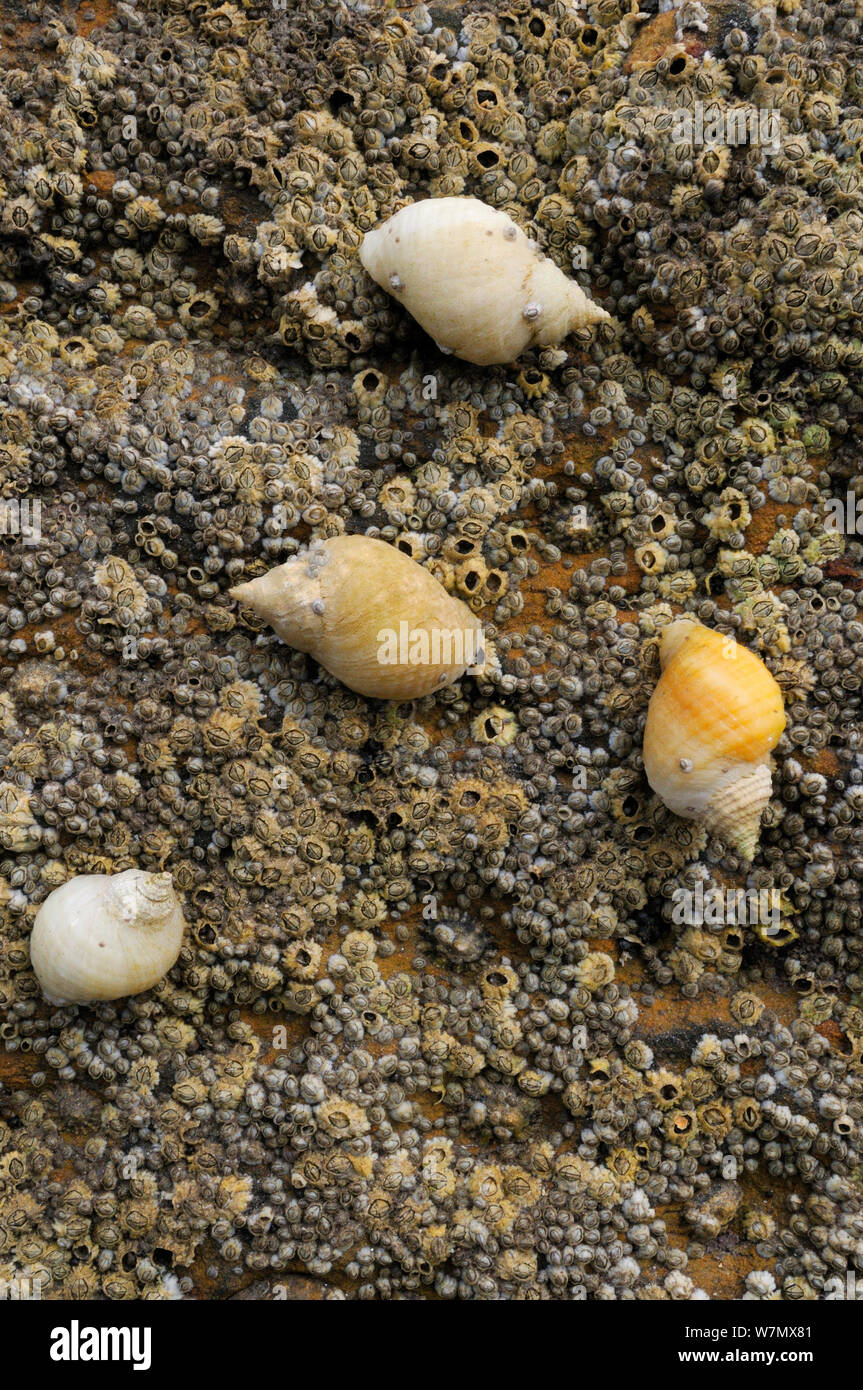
[230,535,485,700]
[359,197,609,365]
[643,619,786,859]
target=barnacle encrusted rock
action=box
[0,0,860,1309]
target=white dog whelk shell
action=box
[30,870,186,1005]
[230,535,485,700]
[359,196,610,365]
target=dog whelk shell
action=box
[30,870,186,1005]
[230,535,485,700]
[643,619,786,861]
[359,196,610,365]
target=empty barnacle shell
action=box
[643,618,786,861]
[359,196,610,365]
[29,870,186,1005]
[230,535,485,700]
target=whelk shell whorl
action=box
[359,196,610,366]
[643,619,786,861]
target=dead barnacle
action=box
[179,289,220,329]
[478,961,516,1006]
[454,556,490,608]
[648,1069,685,1109]
[664,1108,698,1143]
[751,916,798,948]
[352,367,387,404]
[471,706,517,745]
[59,336,97,369]
[703,488,751,541]
[515,366,550,398]
[283,939,322,980]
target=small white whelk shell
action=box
[359,196,610,365]
[29,870,186,1005]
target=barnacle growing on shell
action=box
[643,619,786,861]
[359,196,610,365]
[230,535,486,700]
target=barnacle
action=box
[93,556,150,625]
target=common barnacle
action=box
[93,556,149,624]
[703,488,751,542]
[471,706,517,745]
[573,951,615,991]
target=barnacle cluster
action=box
[0,0,862,1302]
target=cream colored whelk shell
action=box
[30,870,186,1005]
[230,534,486,700]
[359,196,610,365]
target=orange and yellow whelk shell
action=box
[643,618,786,861]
